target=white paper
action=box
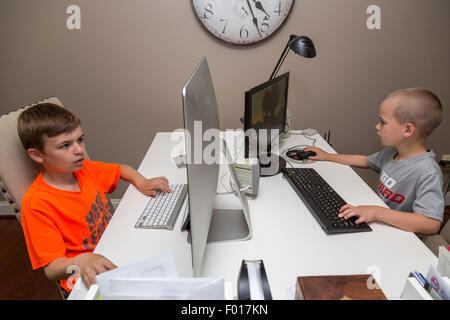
[426,264,450,300]
[437,246,450,278]
[224,281,234,300]
[247,262,265,300]
[285,283,296,300]
[103,277,224,300]
[96,252,178,297]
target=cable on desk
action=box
[217,170,250,195]
[290,130,317,140]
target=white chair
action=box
[0,97,63,223]
[0,97,68,298]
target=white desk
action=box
[69,131,437,299]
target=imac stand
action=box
[185,138,252,244]
[209,138,252,242]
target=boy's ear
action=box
[26,148,45,164]
[403,122,416,138]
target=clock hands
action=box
[246,0,262,37]
[252,0,270,20]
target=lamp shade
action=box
[288,35,316,58]
[269,34,316,80]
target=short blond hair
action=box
[17,103,81,151]
[387,88,443,138]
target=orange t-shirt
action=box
[21,159,121,291]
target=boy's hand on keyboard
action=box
[338,204,379,224]
[120,165,171,196]
[136,176,172,196]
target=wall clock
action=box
[192,0,294,45]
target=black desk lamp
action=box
[269,34,316,80]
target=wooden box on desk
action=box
[295,274,387,300]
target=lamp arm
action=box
[273,48,290,80]
[269,41,290,80]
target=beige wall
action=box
[1,0,449,199]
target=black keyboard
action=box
[282,168,372,234]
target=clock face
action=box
[192,0,294,45]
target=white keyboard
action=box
[135,184,187,230]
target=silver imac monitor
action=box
[182,57,252,277]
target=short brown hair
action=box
[387,88,443,138]
[17,103,81,151]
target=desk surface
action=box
[70,131,437,299]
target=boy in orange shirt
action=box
[18,103,171,293]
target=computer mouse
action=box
[298,150,316,160]
[286,149,316,160]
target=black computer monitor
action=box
[244,72,289,174]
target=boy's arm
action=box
[44,253,116,288]
[304,146,369,168]
[339,204,441,235]
[375,207,441,235]
[120,164,171,196]
[120,164,147,187]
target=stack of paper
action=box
[426,246,450,300]
[96,253,224,300]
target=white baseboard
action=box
[0,199,122,216]
[0,201,14,216]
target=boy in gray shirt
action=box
[305,88,444,235]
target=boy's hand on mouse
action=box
[76,253,117,288]
[303,146,329,161]
[338,204,379,224]
[136,176,171,196]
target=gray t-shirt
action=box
[367,147,444,222]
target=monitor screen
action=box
[182,57,220,277]
[244,72,289,158]
[182,57,252,277]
